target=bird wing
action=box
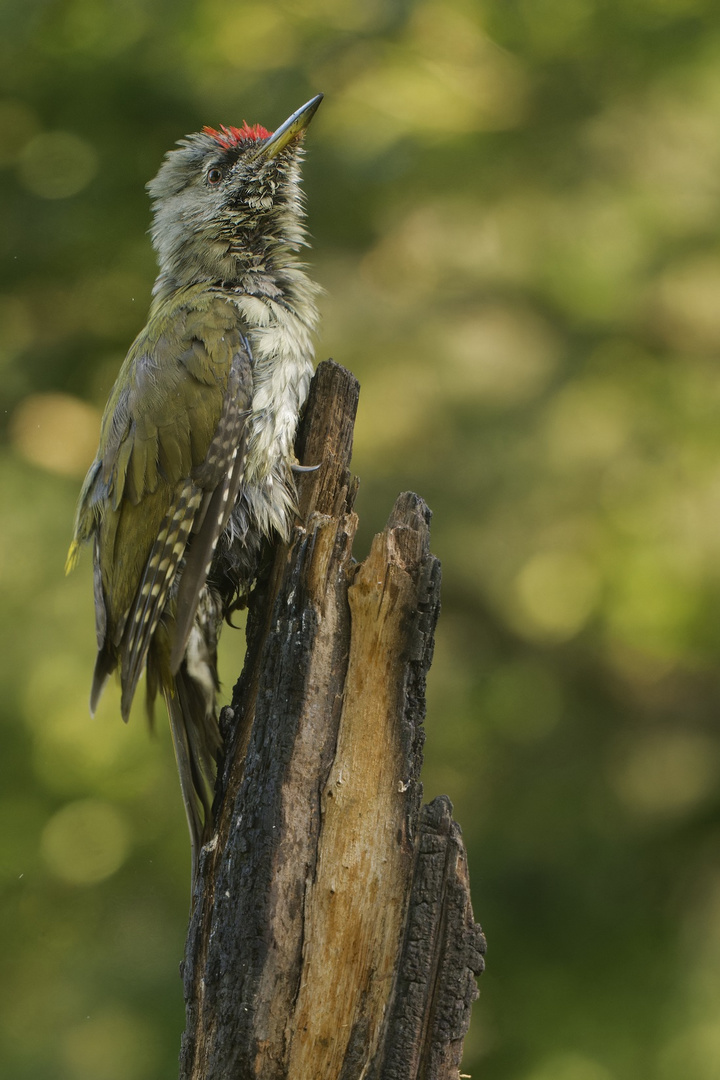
[69,289,253,718]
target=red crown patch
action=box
[203,122,271,149]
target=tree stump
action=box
[179,361,486,1079]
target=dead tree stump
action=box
[179,360,486,1080]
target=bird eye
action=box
[207,167,223,185]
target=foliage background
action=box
[3,0,720,1077]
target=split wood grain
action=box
[179,360,485,1080]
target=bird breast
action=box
[232,293,316,485]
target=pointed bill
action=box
[250,93,323,162]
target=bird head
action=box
[148,94,323,294]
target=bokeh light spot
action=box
[18,131,98,199]
[41,799,130,885]
[612,731,718,820]
[9,392,100,477]
[444,305,559,406]
[651,256,720,353]
[324,6,527,156]
[544,382,630,467]
[513,551,600,641]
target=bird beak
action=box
[252,94,323,162]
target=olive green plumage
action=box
[68,96,322,879]
[69,289,249,672]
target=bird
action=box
[67,94,323,879]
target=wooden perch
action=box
[179,360,486,1080]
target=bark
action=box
[179,360,486,1080]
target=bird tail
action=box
[160,604,223,882]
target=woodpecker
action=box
[67,95,323,878]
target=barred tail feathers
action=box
[161,611,222,880]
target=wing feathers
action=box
[120,482,204,719]
[171,433,248,672]
[169,361,252,671]
[119,339,252,715]
[71,295,254,719]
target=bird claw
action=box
[291,461,321,473]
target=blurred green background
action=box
[3,0,720,1077]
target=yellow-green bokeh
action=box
[3,1,720,1077]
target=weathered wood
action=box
[179,360,485,1080]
